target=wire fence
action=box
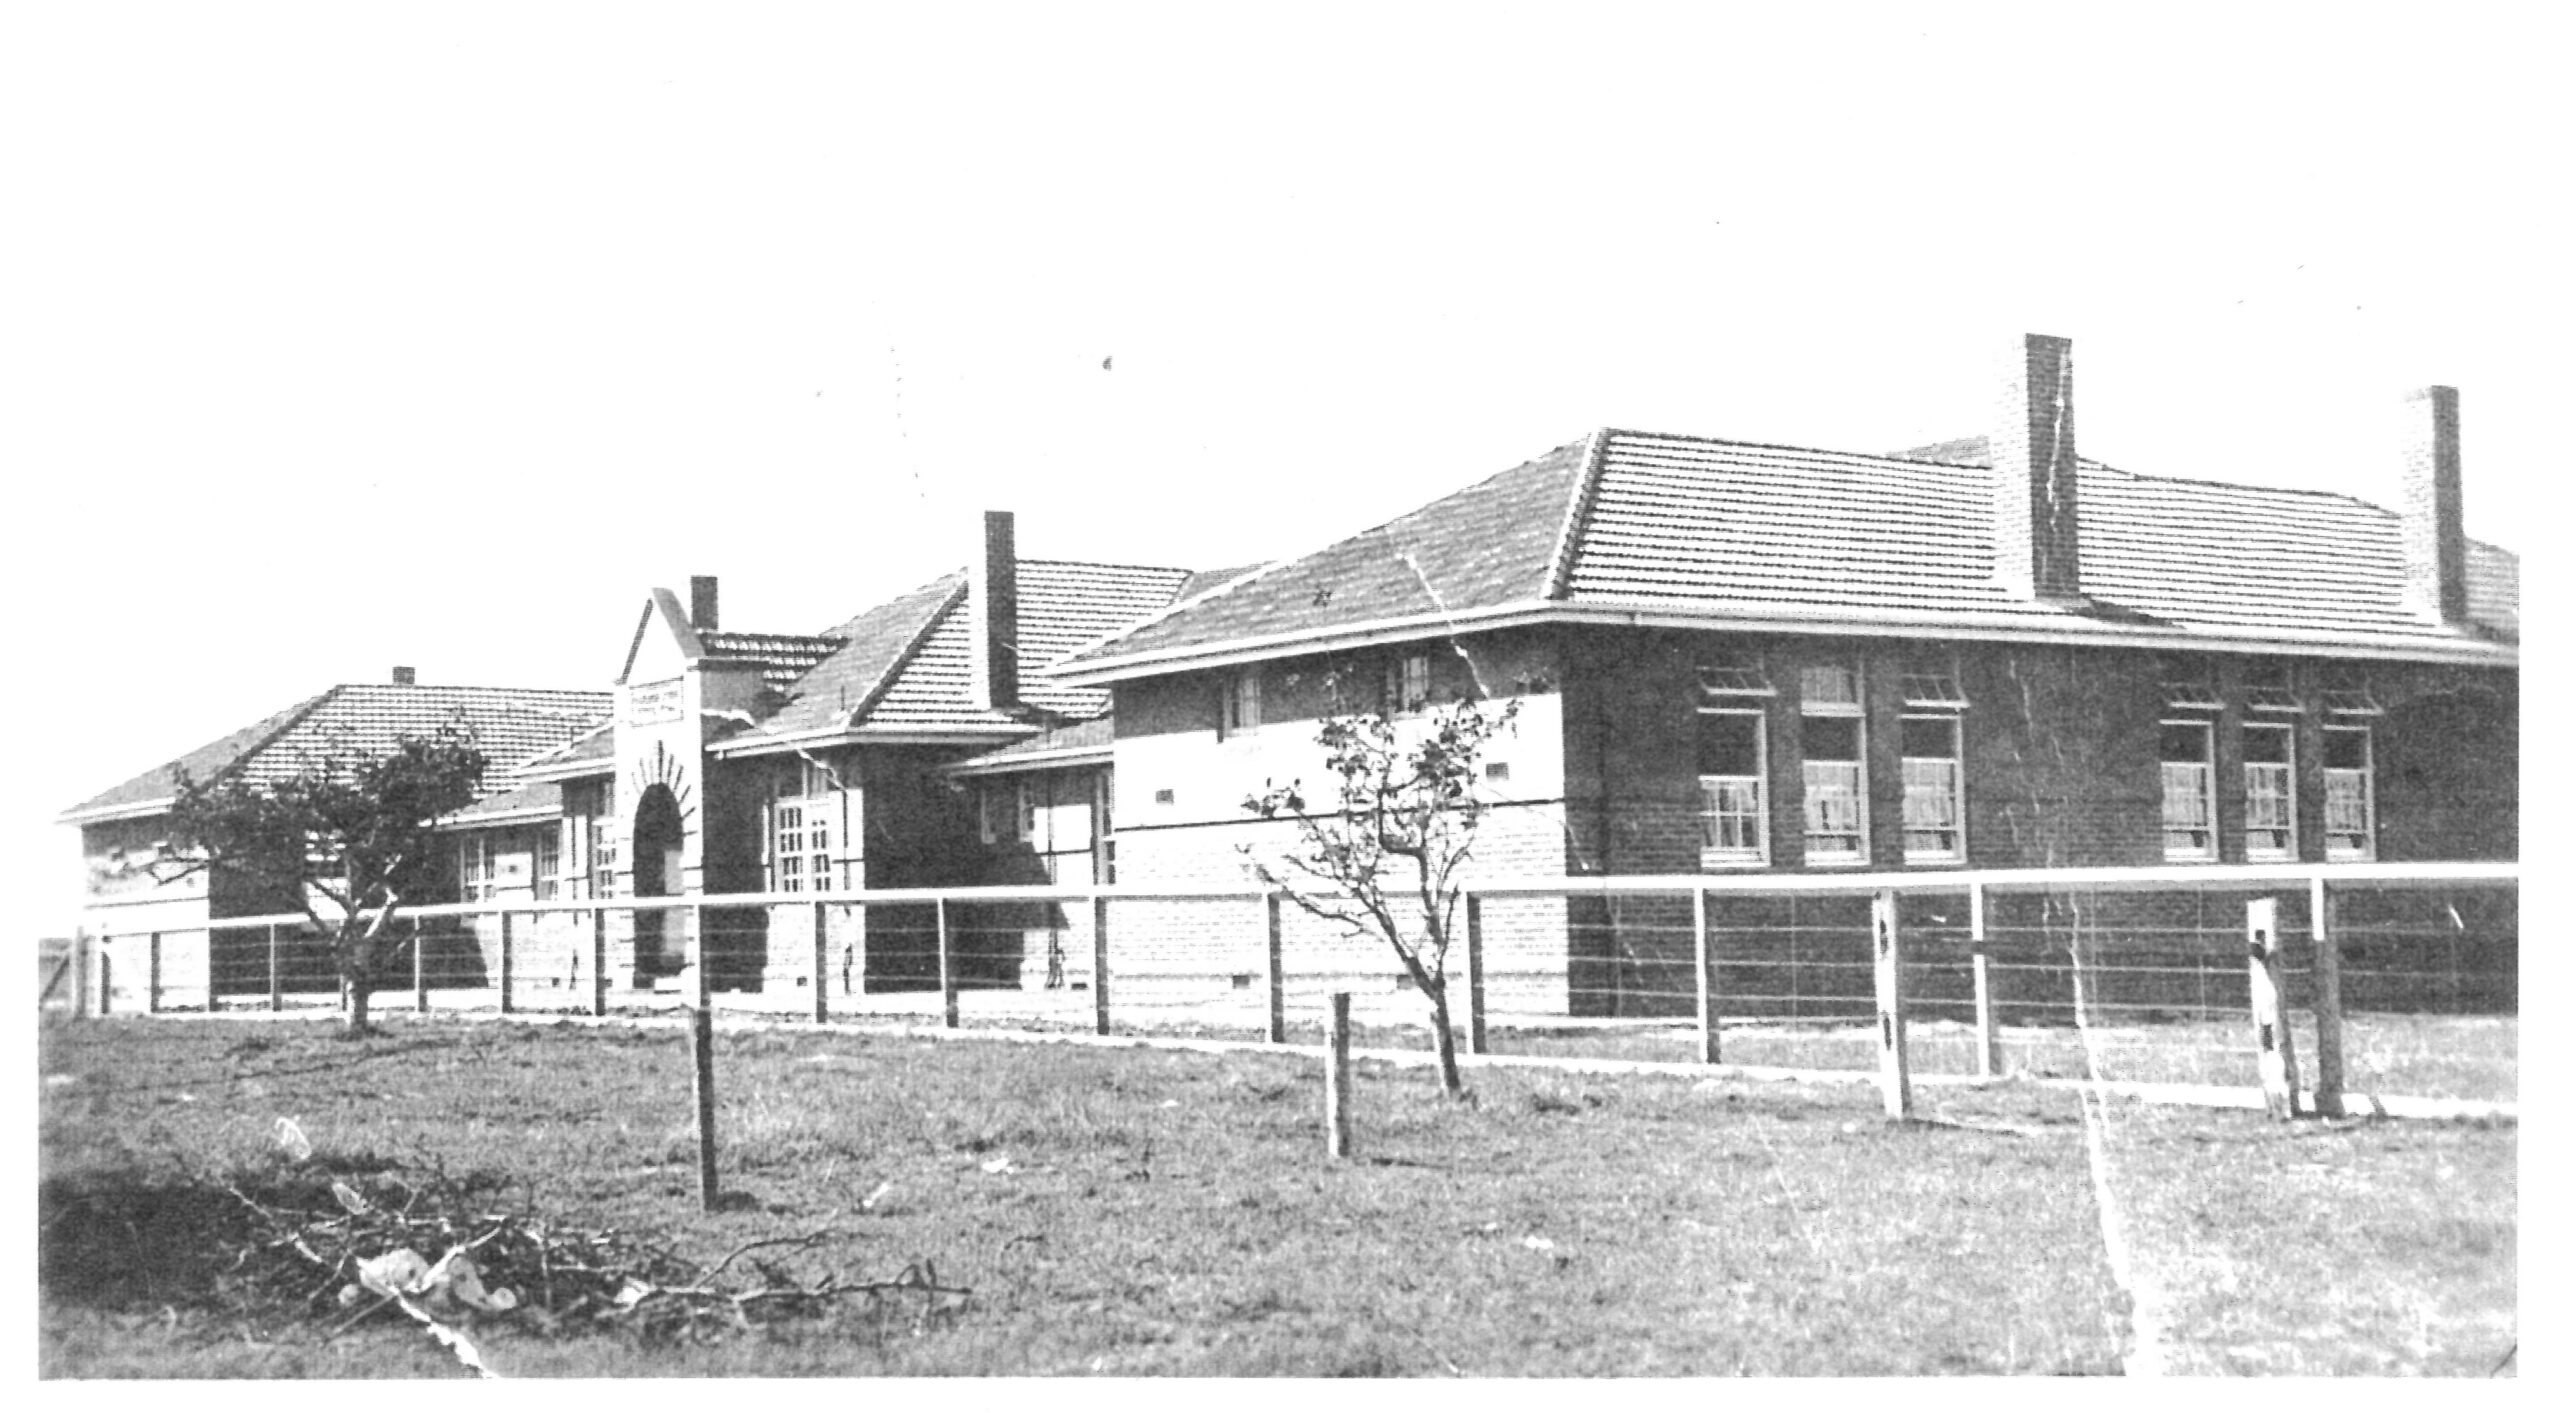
[70,863,2516,1104]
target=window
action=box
[1697,709,1768,864]
[1096,772,1116,885]
[1220,670,1261,738]
[1900,716,1964,862]
[2243,723,2296,860]
[460,836,497,902]
[1799,662,1866,863]
[977,784,1000,845]
[2323,727,2375,861]
[2160,721,2217,861]
[1016,778,1040,847]
[2161,659,2224,714]
[773,761,836,892]
[1387,650,1431,713]
[587,780,617,898]
[534,826,562,901]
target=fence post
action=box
[412,917,429,1012]
[75,935,91,1019]
[267,923,283,1012]
[692,992,720,1212]
[1871,891,1910,1120]
[1264,892,1285,1044]
[2245,896,2301,1120]
[147,932,163,1015]
[1326,991,1353,1159]
[1091,895,1111,1038]
[1970,882,1999,1077]
[937,897,958,1030]
[1693,887,1720,1065]
[1464,891,1489,1056]
[2308,877,2346,1120]
[99,949,113,1016]
[498,912,515,1015]
[845,902,866,998]
[590,906,609,1018]
[811,901,830,1024]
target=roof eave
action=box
[944,744,1115,778]
[58,798,175,827]
[710,723,1041,759]
[1051,599,2521,684]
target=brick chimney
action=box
[1989,333,2081,601]
[971,511,1020,713]
[689,575,720,633]
[2401,386,2468,624]
[391,666,416,686]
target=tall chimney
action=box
[971,510,1020,713]
[391,666,416,687]
[689,575,720,633]
[2401,385,2468,624]
[1989,332,2081,600]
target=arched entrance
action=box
[630,784,687,984]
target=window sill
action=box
[1900,855,1967,868]
[1697,856,1770,870]
[1803,856,1870,868]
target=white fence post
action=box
[1872,891,1910,1120]
[1693,887,1720,1065]
[2245,895,2301,1120]
[937,897,959,1030]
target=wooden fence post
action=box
[1973,953,2000,1077]
[845,902,866,999]
[692,998,720,1212]
[1091,896,1111,1037]
[1872,891,1910,1120]
[590,906,609,1018]
[2245,896,2301,1120]
[811,901,830,1024]
[75,935,91,1019]
[498,912,515,1015]
[98,949,113,1016]
[1326,991,1353,1159]
[1463,892,1489,1056]
[1693,887,1721,1065]
[268,923,284,1012]
[937,897,959,1030]
[2308,878,2346,1120]
[1264,892,1285,1044]
[147,932,163,1015]
[412,918,429,1012]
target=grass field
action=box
[37,1014,2514,1377]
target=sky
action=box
[5,3,2550,946]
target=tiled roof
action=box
[444,780,563,825]
[718,560,1195,750]
[946,715,1117,775]
[515,720,616,778]
[698,630,849,691]
[1059,430,2518,673]
[1061,441,1587,668]
[63,685,612,821]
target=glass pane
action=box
[1801,664,1858,707]
[2161,721,2212,764]
[2322,729,2369,771]
[1902,717,1957,758]
[1697,712,1761,775]
[1802,716,1862,762]
[2242,725,2292,764]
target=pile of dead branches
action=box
[218,1168,968,1357]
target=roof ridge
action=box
[1015,556,1198,576]
[1541,430,1611,601]
[1053,558,1296,668]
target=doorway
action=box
[630,784,686,984]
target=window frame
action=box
[771,759,837,892]
[1898,713,1965,864]
[1387,650,1432,714]
[2242,721,2298,862]
[1797,661,1869,865]
[1696,705,1770,867]
[2159,718,2219,863]
[1219,669,1261,739]
[533,825,562,901]
[2321,724,2376,862]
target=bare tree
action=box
[154,724,488,1035]
[1243,685,1519,1098]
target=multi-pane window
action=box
[534,826,562,901]
[1799,662,1867,863]
[587,780,618,898]
[1387,651,1431,713]
[2160,721,2217,861]
[1016,778,1040,846]
[1900,716,1963,861]
[774,760,835,892]
[1095,772,1117,885]
[1220,670,1261,738]
[2242,723,2296,860]
[2323,727,2375,861]
[1696,709,1768,864]
[460,836,498,902]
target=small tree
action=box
[156,724,487,1035]
[1243,686,1519,1098]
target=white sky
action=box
[5,3,2549,945]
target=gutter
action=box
[1049,599,2520,684]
